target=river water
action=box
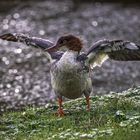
[0,0,140,111]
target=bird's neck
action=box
[57,50,80,71]
[61,50,79,60]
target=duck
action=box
[0,33,140,116]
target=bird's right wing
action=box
[0,33,63,60]
[78,39,140,69]
[87,40,140,66]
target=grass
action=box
[0,87,140,140]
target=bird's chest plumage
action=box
[50,51,91,99]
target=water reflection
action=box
[0,0,140,111]
[91,21,98,27]
[2,57,9,65]
[14,48,22,54]
[13,13,20,19]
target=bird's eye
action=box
[60,40,64,44]
[59,39,66,44]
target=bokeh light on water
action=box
[0,0,140,112]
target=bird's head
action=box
[47,35,83,53]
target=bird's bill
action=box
[46,44,60,53]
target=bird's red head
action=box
[47,35,83,52]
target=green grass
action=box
[1,87,140,140]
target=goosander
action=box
[0,33,140,116]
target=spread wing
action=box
[0,33,63,60]
[84,39,140,69]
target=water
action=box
[0,0,140,111]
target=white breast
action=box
[50,51,92,99]
[57,51,79,70]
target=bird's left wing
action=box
[0,33,63,60]
[81,39,140,69]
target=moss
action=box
[0,87,140,140]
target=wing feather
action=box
[0,33,17,42]
[85,39,140,68]
[0,33,63,60]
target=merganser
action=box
[0,33,140,116]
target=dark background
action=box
[0,0,140,112]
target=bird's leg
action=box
[85,96,90,111]
[57,96,64,116]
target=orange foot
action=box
[57,109,64,117]
[85,96,90,111]
[56,96,64,117]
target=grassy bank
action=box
[1,87,140,140]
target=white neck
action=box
[57,50,80,71]
[61,50,78,59]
